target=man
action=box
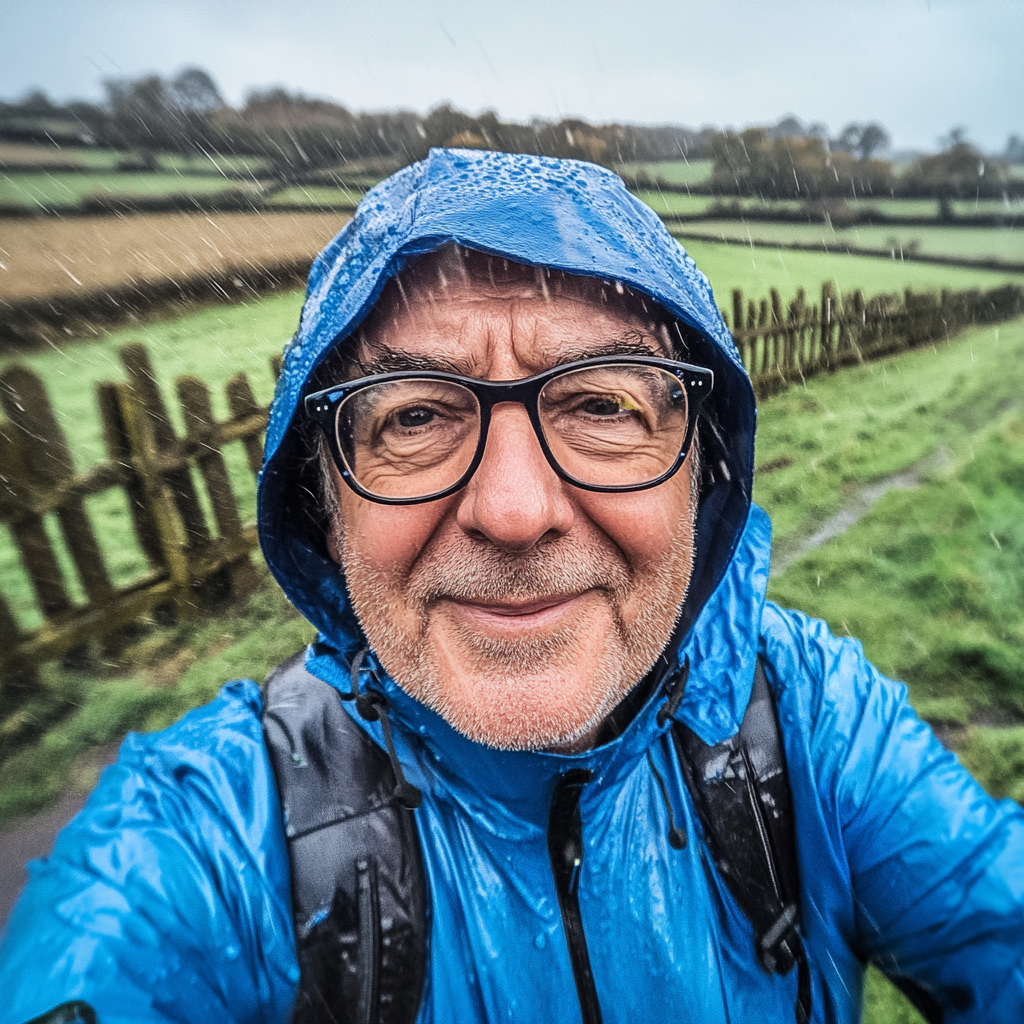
[1,148,1022,1024]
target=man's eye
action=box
[396,406,436,428]
[580,395,637,417]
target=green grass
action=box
[679,236,1024,309]
[630,190,719,216]
[0,170,268,209]
[757,316,1024,721]
[156,152,270,176]
[617,159,714,185]
[675,220,1024,264]
[754,319,1024,1024]
[864,968,927,1024]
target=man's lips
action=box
[438,592,593,630]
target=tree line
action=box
[2,66,1021,200]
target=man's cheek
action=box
[581,491,689,563]
[341,500,450,577]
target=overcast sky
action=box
[2,0,1021,153]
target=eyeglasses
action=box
[305,355,714,505]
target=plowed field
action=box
[0,210,349,302]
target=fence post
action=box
[770,289,783,375]
[116,380,195,619]
[226,373,265,478]
[820,281,835,365]
[0,426,40,698]
[96,381,163,570]
[732,289,744,333]
[177,375,257,598]
[120,343,210,550]
[0,364,115,616]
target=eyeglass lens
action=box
[335,363,689,500]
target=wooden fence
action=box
[1,280,1022,687]
[726,281,1023,397]
[0,342,278,690]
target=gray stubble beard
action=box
[337,503,698,752]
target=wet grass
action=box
[766,409,1024,725]
[0,170,266,209]
[681,236,1024,308]
[616,159,714,185]
[677,220,1024,264]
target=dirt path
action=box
[769,448,951,578]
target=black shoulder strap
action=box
[673,657,812,1024]
[262,652,428,1024]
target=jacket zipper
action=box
[547,769,602,1024]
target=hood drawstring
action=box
[647,745,688,850]
[651,657,690,849]
[342,647,423,810]
[657,656,690,728]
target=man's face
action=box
[327,253,699,752]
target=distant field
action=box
[0,210,347,302]
[0,170,268,210]
[616,158,713,185]
[677,236,1024,307]
[677,220,1024,264]
[631,191,719,216]
[0,142,102,169]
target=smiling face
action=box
[322,247,699,752]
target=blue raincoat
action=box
[1,149,1022,1024]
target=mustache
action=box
[404,538,632,605]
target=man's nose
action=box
[455,403,574,550]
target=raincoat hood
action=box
[257,147,757,743]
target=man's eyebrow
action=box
[353,334,665,379]
[555,337,665,362]
[354,348,471,376]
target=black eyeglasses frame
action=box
[304,354,714,505]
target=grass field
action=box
[0,170,268,210]
[266,184,364,207]
[675,220,1024,264]
[634,190,1023,222]
[616,158,714,185]
[757,316,1024,722]
[678,236,1024,307]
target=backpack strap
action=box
[262,652,428,1024]
[672,657,812,1024]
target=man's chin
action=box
[419,668,621,751]
[400,622,632,751]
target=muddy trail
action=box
[768,447,952,578]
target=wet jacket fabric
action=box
[2,149,1023,1024]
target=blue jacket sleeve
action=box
[0,681,299,1024]
[763,604,1024,1023]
